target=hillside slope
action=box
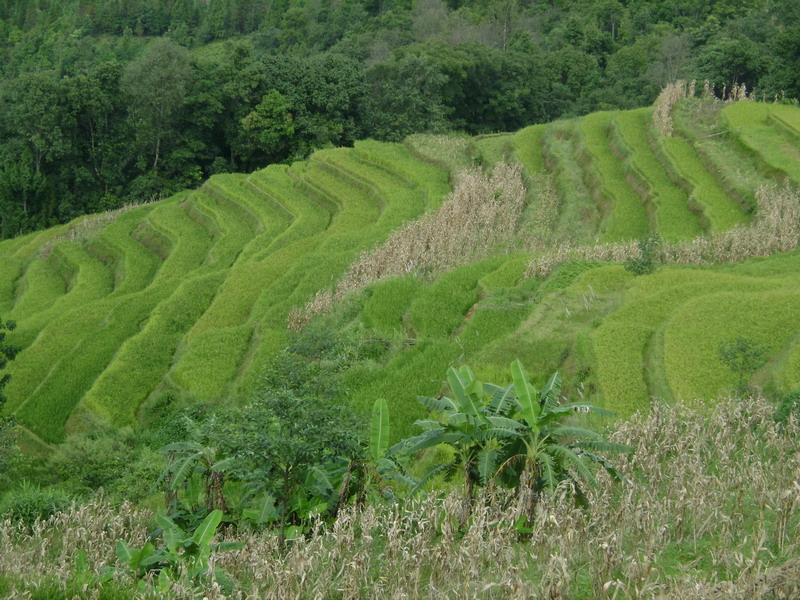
[2,98,800,443]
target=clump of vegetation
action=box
[0,482,72,527]
[1,397,797,598]
[775,390,800,425]
[0,318,18,490]
[391,360,627,524]
[719,337,767,394]
[116,509,241,594]
[624,235,662,275]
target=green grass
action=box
[511,124,547,175]
[613,108,703,241]
[723,102,800,186]
[2,102,797,442]
[656,131,748,232]
[542,121,602,242]
[580,112,650,241]
[768,103,800,139]
[474,133,514,166]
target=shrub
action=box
[775,389,800,424]
[0,483,72,526]
[624,235,661,275]
[718,337,766,394]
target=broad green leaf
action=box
[389,428,447,455]
[540,371,562,409]
[171,452,203,489]
[539,454,556,489]
[413,418,443,431]
[211,457,236,473]
[477,441,500,484]
[192,510,223,548]
[418,395,458,412]
[511,359,539,430]
[447,367,480,417]
[487,383,515,415]
[157,569,172,592]
[308,465,335,493]
[116,540,133,566]
[550,445,596,487]
[370,398,390,461]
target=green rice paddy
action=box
[3,100,800,443]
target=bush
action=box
[624,235,661,275]
[775,390,800,424]
[718,336,766,394]
[0,483,72,526]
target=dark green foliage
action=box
[116,510,240,593]
[0,318,17,407]
[210,390,362,538]
[718,337,767,394]
[624,235,662,276]
[47,428,163,501]
[391,360,627,518]
[774,390,800,424]
[0,482,72,526]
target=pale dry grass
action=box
[0,499,149,598]
[654,80,751,137]
[289,164,526,329]
[527,183,800,277]
[2,398,798,598]
[653,80,690,137]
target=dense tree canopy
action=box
[0,0,798,237]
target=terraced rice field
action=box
[0,141,449,442]
[2,99,800,443]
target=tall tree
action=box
[122,38,192,173]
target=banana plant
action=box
[161,416,235,516]
[497,359,629,521]
[368,398,414,488]
[389,365,521,499]
[116,509,242,593]
[390,360,629,518]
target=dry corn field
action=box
[291,163,525,327]
[2,397,798,599]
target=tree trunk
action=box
[206,471,227,513]
[153,134,161,172]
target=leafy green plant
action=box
[624,235,662,275]
[774,389,800,424]
[195,390,363,543]
[0,319,17,408]
[357,398,414,502]
[391,360,628,520]
[162,416,235,517]
[116,510,240,594]
[0,482,72,526]
[719,336,766,394]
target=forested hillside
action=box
[2,0,800,236]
